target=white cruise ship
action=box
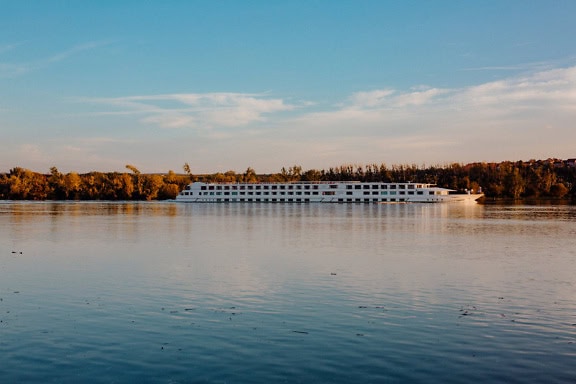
[176,181,483,203]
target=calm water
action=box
[1,202,575,383]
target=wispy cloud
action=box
[58,65,576,172]
[462,66,527,71]
[0,41,109,78]
[43,41,108,65]
[0,43,22,54]
[276,65,576,165]
[83,93,297,129]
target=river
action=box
[1,202,575,383]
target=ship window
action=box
[224,192,230,195]
[313,185,319,189]
[363,191,370,195]
[346,191,353,195]
[399,184,406,189]
[399,191,405,195]
[390,191,396,195]
[346,185,352,189]
[255,185,261,190]
[271,185,277,190]
[417,191,423,195]
[209,186,214,190]
[263,185,269,190]
[330,184,338,189]
[363,185,370,189]
[381,184,388,189]
[201,186,206,190]
[304,185,310,189]
[216,186,222,190]
[372,191,378,195]
[224,186,230,190]
[355,185,361,190]
[408,191,414,195]
[428,191,434,195]
[408,184,415,189]
[372,185,379,189]
[240,192,245,195]
[390,185,396,189]
[313,192,319,195]
[381,191,388,195]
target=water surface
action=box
[1,202,575,383]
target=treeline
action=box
[197,160,575,200]
[0,166,189,201]
[1,159,575,200]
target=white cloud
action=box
[34,65,576,173]
[348,89,395,108]
[270,65,576,167]
[86,93,297,129]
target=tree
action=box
[550,183,569,198]
[242,167,258,183]
[125,164,140,175]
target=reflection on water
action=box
[1,202,575,383]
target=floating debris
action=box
[292,330,309,334]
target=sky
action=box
[1,1,576,174]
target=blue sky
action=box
[2,1,575,173]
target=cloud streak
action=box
[0,41,109,78]
[84,93,297,130]
[266,65,576,166]
[24,65,576,173]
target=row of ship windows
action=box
[182,190,435,196]
[192,184,424,191]
[180,198,440,203]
